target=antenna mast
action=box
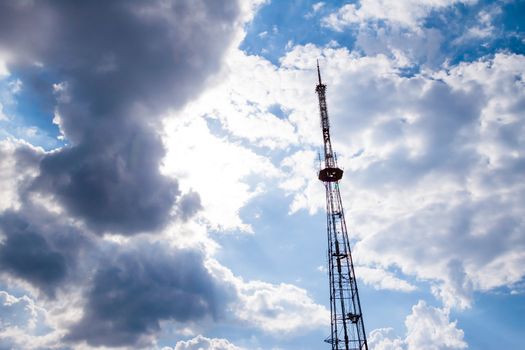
[316,61,368,350]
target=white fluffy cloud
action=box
[322,0,475,30]
[369,328,405,350]
[350,53,525,309]
[369,300,467,350]
[170,335,244,350]
[356,266,416,292]
[277,46,525,309]
[0,290,66,350]
[187,41,525,312]
[235,280,328,334]
[206,259,329,334]
[404,301,467,350]
[0,291,41,331]
[0,53,10,78]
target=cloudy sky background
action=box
[0,0,524,349]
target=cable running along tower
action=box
[316,62,368,350]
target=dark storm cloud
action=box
[0,142,227,347]
[33,125,180,233]
[66,244,231,347]
[0,1,241,344]
[0,213,66,294]
[0,0,239,234]
[0,207,92,297]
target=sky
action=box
[0,0,524,349]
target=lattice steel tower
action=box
[315,61,368,350]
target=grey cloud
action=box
[0,222,66,292]
[0,2,244,345]
[0,0,239,140]
[66,244,232,347]
[174,335,243,350]
[33,126,179,234]
[176,191,203,221]
[12,141,44,172]
[0,207,92,297]
[0,0,241,234]
[0,141,94,297]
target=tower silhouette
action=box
[316,61,368,350]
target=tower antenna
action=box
[317,59,322,85]
[315,61,368,350]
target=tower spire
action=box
[315,62,369,350]
[317,59,322,85]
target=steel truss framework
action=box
[316,61,368,350]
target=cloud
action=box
[0,52,10,78]
[353,24,445,67]
[452,5,502,46]
[404,301,467,350]
[33,128,181,234]
[322,0,475,30]
[305,2,325,19]
[0,213,67,295]
[60,241,328,348]
[320,1,504,69]
[1,218,328,349]
[200,43,524,312]
[356,266,417,292]
[369,328,404,350]
[279,149,326,215]
[235,281,328,334]
[0,103,7,121]
[369,301,467,350]
[0,3,332,347]
[0,3,284,346]
[0,139,103,305]
[172,335,244,350]
[0,291,56,350]
[207,260,329,334]
[348,53,525,309]
[67,244,232,347]
[0,140,94,298]
[0,206,92,297]
[269,45,525,309]
[0,291,42,330]
[0,0,243,235]
[175,191,203,222]
[162,116,279,232]
[0,1,522,348]
[0,139,43,212]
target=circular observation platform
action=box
[318,167,343,182]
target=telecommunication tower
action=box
[315,61,368,350]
